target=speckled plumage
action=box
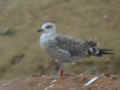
[38,22,113,78]
[38,22,113,65]
[46,34,94,62]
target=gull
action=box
[37,22,113,79]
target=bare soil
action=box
[0,73,120,90]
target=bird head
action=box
[37,22,56,34]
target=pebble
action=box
[0,28,9,35]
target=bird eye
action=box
[46,25,52,29]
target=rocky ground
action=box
[0,73,120,90]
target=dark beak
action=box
[37,29,44,32]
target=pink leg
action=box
[60,69,64,79]
[51,59,64,79]
[58,64,64,79]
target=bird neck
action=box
[41,31,56,39]
[40,32,56,49]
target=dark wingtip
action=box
[103,52,114,55]
[97,48,114,56]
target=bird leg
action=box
[53,59,64,79]
[50,59,64,79]
[58,64,64,79]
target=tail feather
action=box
[88,48,114,56]
[96,48,114,56]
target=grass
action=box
[0,0,120,79]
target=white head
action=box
[37,22,56,34]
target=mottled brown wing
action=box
[54,34,91,57]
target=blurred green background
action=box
[0,0,120,79]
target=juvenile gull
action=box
[37,22,113,78]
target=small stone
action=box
[0,28,9,35]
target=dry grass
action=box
[0,0,120,79]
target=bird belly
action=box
[45,47,72,63]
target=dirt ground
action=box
[0,73,120,90]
